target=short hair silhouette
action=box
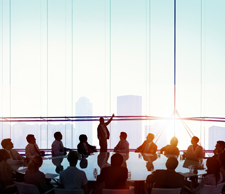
[28,156,43,173]
[166,157,178,170]
[120,132,127,139]
[0,149,10,162]
[26,134,35,143]
[191,136,199,143]
[111,153,123,167]
[67,151,79,164]
[79,134,87,143]
[217,141,225,149]
[99,117,104,124]
[170,137,178,146]
[147,133,154,140]
[54,132,62,140]
[1,138,11,149]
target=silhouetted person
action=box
[25,156,53,194]
[77,134,97,155]
[97,114,114,152]
[160,137,179,156]
[185,136,204,158]
[146,157,184,193]
[97,153,128,189]
[0,149,15,188]
[135,133,157,154]
[25,134,45,161]
[59,151,89,194]
[186,157,223,194]
[114,132,129,153]
[213,141,225,158]
[1,138,26,165]
[51,132,71,156]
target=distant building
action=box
[113,95,142,149]
[75,97,93,144]
[208,126,225,150]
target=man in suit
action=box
[97,114,114,152]
[146,157,185,192]
[135,133,157,154]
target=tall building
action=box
[208,126,225,150]
[75,97,93,144]
[112,95,142,149]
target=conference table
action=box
[16,152,207,193]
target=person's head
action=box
[1,138,13,150]
[146,133,154,143]
[54,132,62,141]
[111,153,123,167]
[120,132,127,141]
[28,156,43,173]
[99,117,104,124]
[191,136,199,145]
[166,157,178,170]
[26,134,36,144]
[215,141,225,153]
[67,151,79,166]
[79,134,88,143]
[0,149,10,162]
[170,137,178,147]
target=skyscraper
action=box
[113,95,142,149]
[75,97,93,144]
[208,126,225,150]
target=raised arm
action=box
[105,113,115,126]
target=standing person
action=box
[51,132,71,157]
[135,133,157,154]
[25,134,45,161]
[1,138,26,165]
[97,114,114,152]
[114,132,129,153]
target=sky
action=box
[1,0,225,149]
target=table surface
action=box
[16,152,207,181]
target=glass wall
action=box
[1,0,225,150]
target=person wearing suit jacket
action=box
[135,133,157,154]
[77,134,97,155]
[97,114,114,152]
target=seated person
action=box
[160,137,179,156]
[0,149,15,188]
[135,133,157,154]
[59,151,89,194]
[186,157,223,194]
[25,134,45,161]
[113,132,129,153]
[1,138,26,165]
[77,134,97,155]
[218,152,225,181]
[146,157,184,193]
[185,136,204,158]
[24,156,53,194]
[51,131,70,156]
[97,153,128,189]
[213,141,225,158]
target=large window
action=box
[1,0,225,150]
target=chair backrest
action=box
[15,182,40,194]
[200,182,225,194]
[102,189,134,194]
[151,188,181,194]
[54,188,84,194]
